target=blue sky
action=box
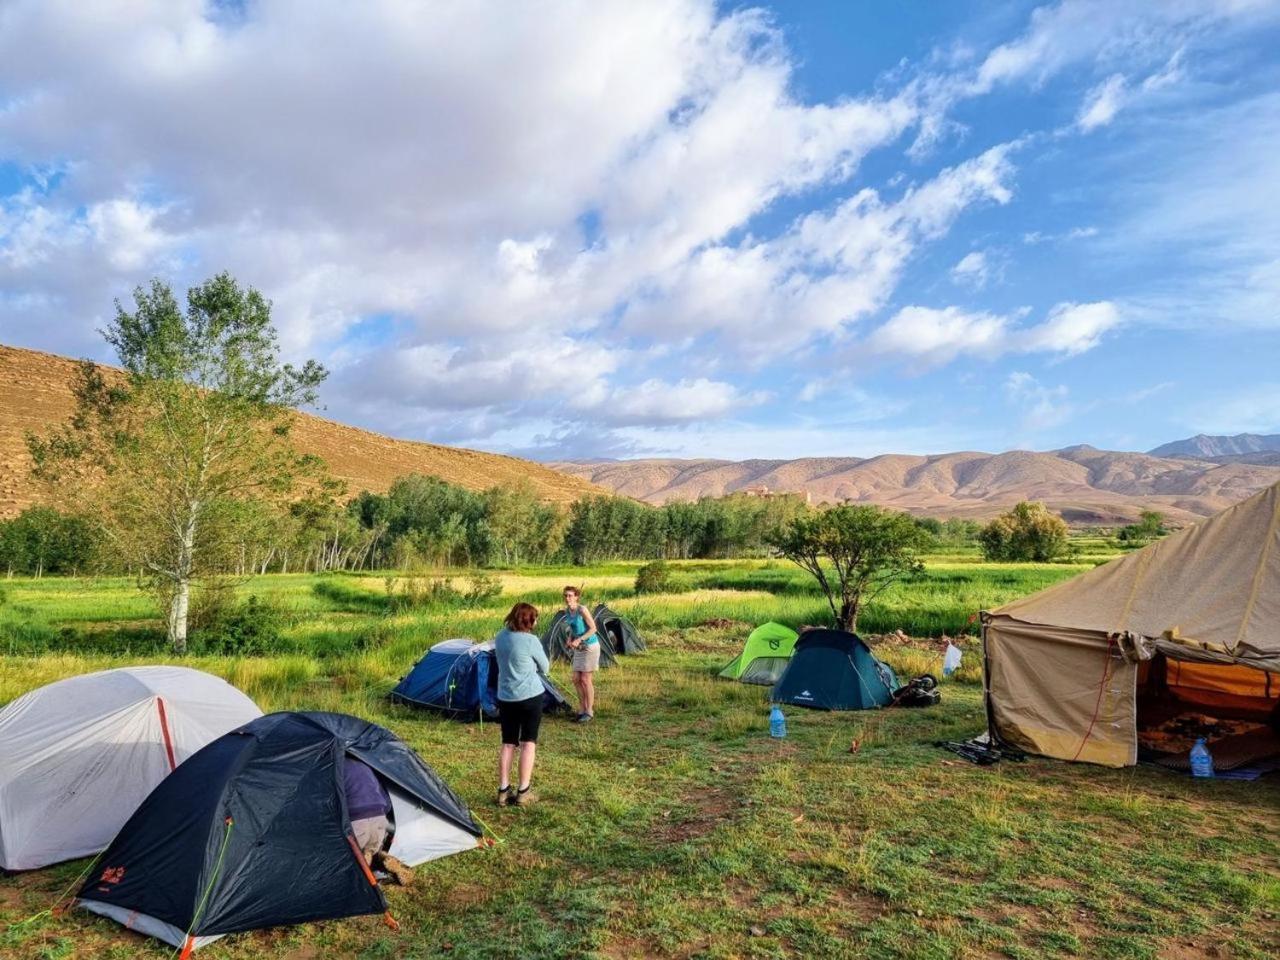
[1,1,1278,460]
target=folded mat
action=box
[1154,728,1280,772]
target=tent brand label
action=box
[797,690,813,700]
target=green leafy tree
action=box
[1117,509,1168,545]
[768,505,930,633]
[27,274,327,651]
[978,501,1070,562]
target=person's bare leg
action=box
[517,741,537,790]
[573,671,586,713]
[582,672,595,716]
[499,743,516,790]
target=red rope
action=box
[1071,636,1117,762]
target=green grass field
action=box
[2,557,1277,959]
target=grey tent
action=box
[542,603,645,667]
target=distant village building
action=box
[741,485,811,505]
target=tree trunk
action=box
[168,578,190,653]
[837,599,858,634]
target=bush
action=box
[463,573,503,606]
[635,560,673,594]
[193,594,286,656]
[385,572,502,611]
[979,501,1069,562]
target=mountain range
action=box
[5,343,1278,525]
[551,445,1280,523]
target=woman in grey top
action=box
[494,602,550,806]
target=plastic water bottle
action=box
[769,705,787,739]
[1190,738,1214,778]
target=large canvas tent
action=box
[543,603,646,667]
[983,481,1280,767]
[78,712,481,955]
[390,638,570,719]
[719,622,799,685]
[0,666,261,871]
[771,629,898,710]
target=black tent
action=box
[771,629,899,711]
[77,712,481,955]
[542,603,646,667]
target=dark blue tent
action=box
[77,712,481,955]
[390,638,569,720]
[770,629,899,711]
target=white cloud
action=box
[1017,301,1121,355]
[1005,371,1073,431]
[1078,74,1128,131]
[867,300,1120,367]
[950,250,993,289]
[598,378,766,426]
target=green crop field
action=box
[2,555,1277,959]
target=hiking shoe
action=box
[574,713,594,724]
[374,853,415,886]
[496,786,513,806]
[510,787,539,806]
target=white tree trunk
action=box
[168,578,190,653]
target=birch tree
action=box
[28,274,326,651]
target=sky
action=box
[1,0,1279,461]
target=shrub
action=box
[635,560,673,594]
[979,501,1069,562]
[193,594,286,656]
[462,573,503,607]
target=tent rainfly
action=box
[983,480,1280,767]
[719,622,799,685]
[0,666,262,871]
[771,629,898,711]
[390,638,571,719]
[77,712,482,955]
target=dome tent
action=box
[771,629,898,710]
[390,638,570,719]
[984,480,1280,767]
[77,712,482,955]
[542,603,646,667]
[0,666,261,871]
[719,622,799,685]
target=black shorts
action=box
[498,694,543,745]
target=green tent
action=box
[718,622,799,685]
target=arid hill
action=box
[551,446,1280,523]
[0,344,603,519]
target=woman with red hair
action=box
[493,601,549,806]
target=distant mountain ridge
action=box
[1149,433,1280,459]
[551,444,1280,524]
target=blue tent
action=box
[770,629,899,711]
[390,639,570,720]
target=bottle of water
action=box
[769,705,787,739]
[1189,738,1214,778]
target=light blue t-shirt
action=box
[494,628,550,703]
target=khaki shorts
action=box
[351,815,389,861]
[572,642,601,673]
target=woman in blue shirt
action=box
[494,602,550,806]
[562,586,599,723]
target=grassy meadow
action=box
[1,550,1277,959]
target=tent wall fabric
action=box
[0,666,262,871]
[390,638,569,719]
[720,622,799,685]
[983,480,1280,767]
[771,629,898,710]
[542,604,645,667]
[77,712,481,953]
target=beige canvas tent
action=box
[983,480,1280,767]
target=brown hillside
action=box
[552,446,1280,524]
[0,344,604,518]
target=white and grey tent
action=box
[0,666,261,870]
[542,603,646,667]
